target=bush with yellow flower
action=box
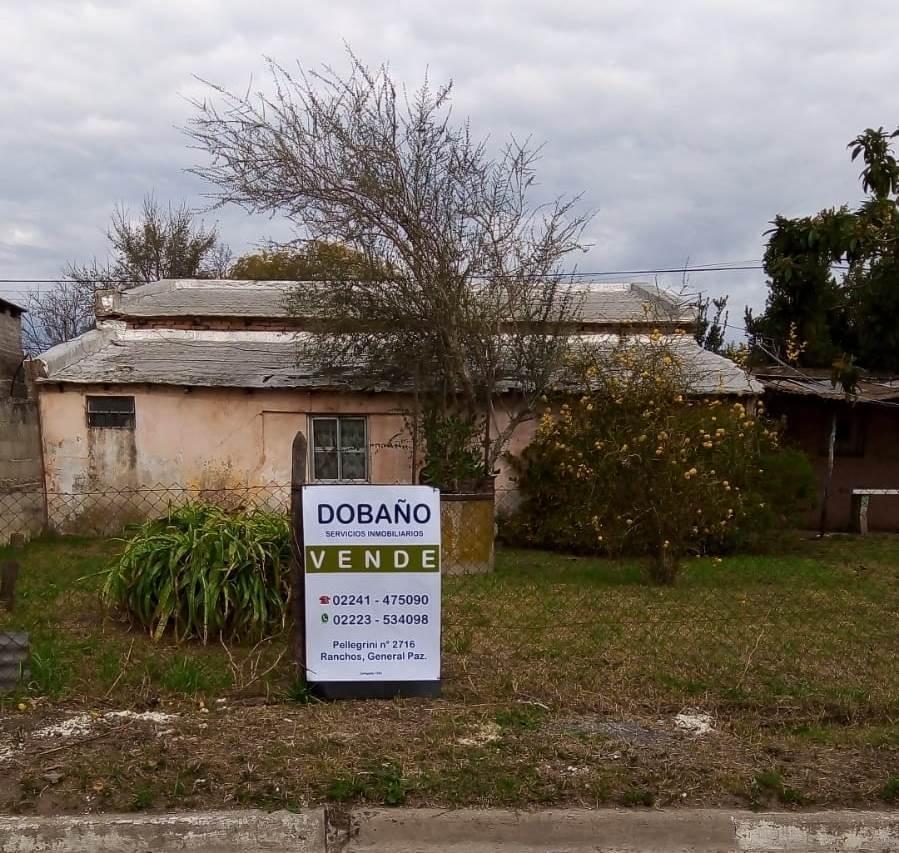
[502,335,815,583]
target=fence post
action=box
[289,431,307,683]
[818,408,837,536]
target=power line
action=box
[0,261,855,291]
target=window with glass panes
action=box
[311,416,368,481]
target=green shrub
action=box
[501,335,816,582]
[103,502,291,642]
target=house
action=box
[0,296,43,543]
[755,367,899,531]
[30,279,760,532]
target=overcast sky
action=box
[1,1,896,322]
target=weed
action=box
[753,770,783,792]
[326,776,363,802]
[325,764,410,805]
[131,785,155,811]
[494,705,546,731]
[282,680,318,704]
[156,655,231,695]
[751,770,806,806]
[621,787,655,807]
[28,639,71,696]
[882,776,899,803]
[370,764,410,806]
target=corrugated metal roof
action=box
[97,279,696,326]
[37,328,759,395]
[756,374,899,402]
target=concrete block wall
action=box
[0,306,23,380]
[1,379,44,545]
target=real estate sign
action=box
[303,484,441,698]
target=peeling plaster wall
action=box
[37,384,417,531]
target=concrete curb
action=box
[0,809,324,852]
[0,808,897,852]
[342,808,899,851]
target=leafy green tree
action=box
[752,126,899,374]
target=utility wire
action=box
[0,262,852,285]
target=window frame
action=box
[309,415,369,482]
[85,395,136,430]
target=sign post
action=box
[302,484,441,699]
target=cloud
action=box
[1,0,897,320]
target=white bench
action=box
[851,489,899,534]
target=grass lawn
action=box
[0,533,897,813]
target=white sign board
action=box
[303,484,441,685]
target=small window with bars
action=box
[86,396,135,429]
[311,416,368,481]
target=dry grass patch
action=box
[0,532,897,811]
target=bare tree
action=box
[23,196,229,353]
[187,54,591,487]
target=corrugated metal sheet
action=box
[756,374,899,402]
[37,329,761,395]
[0,632,29,692]
[97,279,696,326]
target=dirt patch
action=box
[0,699,895,814]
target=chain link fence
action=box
[1,483,291,542]
[1,484,518,542]
[2,482,897,718]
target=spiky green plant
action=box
[103,502,291,643]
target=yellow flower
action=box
[702,441,713,448]
[625,518,633,525]
[620,443,629,453]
